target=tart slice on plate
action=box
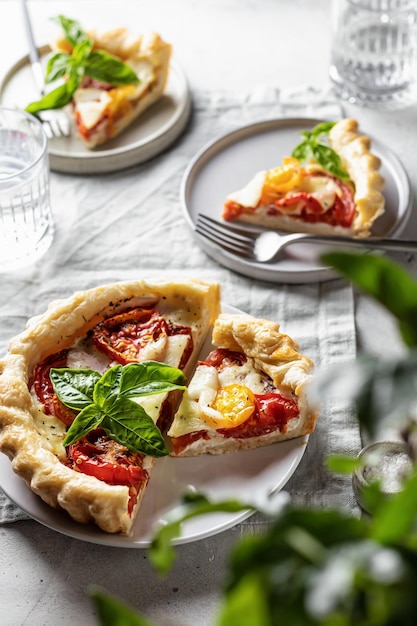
[26,16,172,148]
[223,118,385,238]
[168,313,317,456]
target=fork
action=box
[21,0,71,139]
[195,214,417,263]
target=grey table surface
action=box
[0,1,416,625]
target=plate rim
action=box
[0,45,192,173]
[180,116,413,284]
[0,302,309,548]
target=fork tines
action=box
[195,214,254,257]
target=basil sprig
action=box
[25,15,140,115]
[50,361,187,458]
[291,121,351,182]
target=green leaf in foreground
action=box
[149,493,254,575]
[90,586,157,626]
[322,252,417,347]
[311,351,417,437]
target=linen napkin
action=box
[0,86,360,525]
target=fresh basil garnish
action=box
[25,15,140,115]
[50,361,187,458]
[52,15,89,48]
[84,50,140,86]
[291,121,351,182]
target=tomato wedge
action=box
[32,350,77,426]
[93,307,194,368]
[201,348,247,370]
[67,430,146,486]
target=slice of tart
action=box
[223,119,385,238]
[55,28,172,148]
[168,313,317,456]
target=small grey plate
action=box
[181,117,413,284]
[0,46,192,174]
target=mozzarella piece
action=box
[30,393,67,458]
[301,175,341,212]
[226,171,267,207]
[67,343,110,373]
[73,88,112,129]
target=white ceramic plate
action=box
[181,117,412,284]
[0,303,308,547]
[0,46,191,174]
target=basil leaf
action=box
[291,140,311,162]
[85,50,140,86]
[25,82,73,113]
[321,252,417,347]
[118,361,186,398]
[311,143,350,181]
[63,404,106,446]
[45,52,71,83]
[310,121,337,138]
[50,368,101,409]
[52,15,88,47]
[102,398,168,457]
[93,365,123,406]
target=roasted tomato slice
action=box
[93,308,169,364]
[32,350,77,426]
[201,348,247,370]
[67,430,146,486]
[93,307,194,368]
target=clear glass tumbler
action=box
[0,107,54,271]
[330,0,417,109]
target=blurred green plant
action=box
[90,252,417,626]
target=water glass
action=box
[0,107,54,271]
[330,0,417,109]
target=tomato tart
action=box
[0,279,220,534]
[223,118,385,238]
[168,313,317,456]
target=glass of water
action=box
[0,107,54,271]
[330,0,417,109]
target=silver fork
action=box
[195,214,417,263]
[21,0,71,139]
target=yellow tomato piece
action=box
[261,156,304,203]
[204,384,255,429]
[107,85,136,116]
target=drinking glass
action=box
[329,0,417,109]
[0,107,54,271]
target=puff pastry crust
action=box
[55,28,172,148]
[168,313,317,456]
[223,118,385,237]
[0,279,220,534]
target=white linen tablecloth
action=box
[0,87,361,526]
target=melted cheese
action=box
[226,169,342,213]
[73,60,155,130]
[226,171,267,207]
[168,359,267,437]
[30,393,67,458]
